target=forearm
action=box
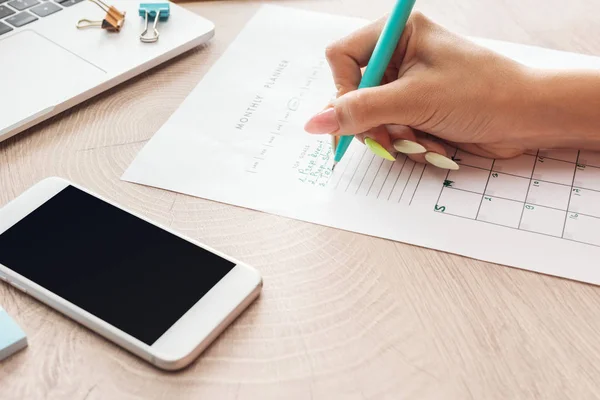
[527,69,600,151]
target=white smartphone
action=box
[0,177,262,370]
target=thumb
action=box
[304,79,422,136]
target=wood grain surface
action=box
[2,1,600,399]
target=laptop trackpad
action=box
[0,30,105,135]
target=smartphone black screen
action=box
[0,185,235,345]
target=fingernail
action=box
[393,139,426,154]
[304,108,339,134]
[424,152,460,170]
[364,137,396,161]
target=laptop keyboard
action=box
[0,0,84,35]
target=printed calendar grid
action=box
[324,139,600,249]
[332,144,427,204]
[434,148,600,248]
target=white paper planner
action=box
[123,5,600,285]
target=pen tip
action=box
[331,161,337,171]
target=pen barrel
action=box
[333,0,416,164]
[333,136,353,162]
[358,0,416,89]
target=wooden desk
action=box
[2,1,600,398]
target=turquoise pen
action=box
[332,0,416,169]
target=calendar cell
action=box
[526,179,571,210]
[493,154,536,178]
[532,156,576,186]
[568,187,600,218]
[563,213,600,247]
[485,172,530,202]
[578,150,600,168]
[537,149,579,163]
[435,188,482,219]
[454,150,494,170]
[519,204,566,237]
[573,164,600,192]
[444,165,490,194]
[477,196,523,228]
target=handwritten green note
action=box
[293,139,333,187]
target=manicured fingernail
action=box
[304,108,339,134]
[424,152,460,170]
[393,139,426,154]
[364,137,396,161]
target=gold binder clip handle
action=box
[76,19,102,29]
[76,0,125,32]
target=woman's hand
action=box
[304,13,554,169]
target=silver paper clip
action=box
[139,3,170,43]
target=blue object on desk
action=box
[139,3,170,43]
[0,306,27,361]
[333,0,417,165]
[139,3,170,20]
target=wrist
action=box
[522,68,600,151]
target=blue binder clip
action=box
[139,3,170,43]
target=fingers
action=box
[324,11,418,97]
[356,126,397,161]
[410,137,459,170]
[341,125,460,170]
[387,126,459,170]
[314,14,424,135]
[305,78,425,136]
[386,124,423,154]
[357,125,459,170]
[355,124,420,161]
[324,17,387,96]
[356,125,395,148]
[455,143,523,159]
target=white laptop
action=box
[0,0,214,142]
